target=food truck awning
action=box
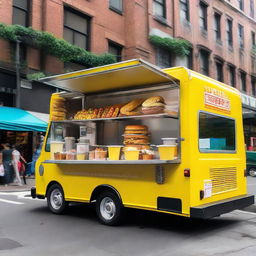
[39,59,179,94]
[0,106,48,132]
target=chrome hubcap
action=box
[50,189,63,210]
[249,169,256,177]
[100,197,116,220]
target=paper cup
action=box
[108,146,122,160]
[124,150,140,160]
[158,145,177,160]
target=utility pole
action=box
[15,40,21,108]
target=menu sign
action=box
[204,87,231,114]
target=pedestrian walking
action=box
[12,145,24,186]
[1,143,14,186]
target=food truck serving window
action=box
[199,112,236,152]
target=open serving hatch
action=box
[39,59,179,94]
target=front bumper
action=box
[190,194,254,219]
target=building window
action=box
[199,1,207,31]
[214,12,221,41]
[175,48,193,69]
[238,0,244,11]
[238,24,244,49]
[226,19,233,48]
[156,47,172,68]
[153,0,166,19]
[64,8,90,50]
[215,60,223,82]
[252,78,256,96]
[109,0,123,13]
[12,0,30,27]
[252,31,256,47]
[180,0,190,22]
[108,41,122,62]
[199,49,209,76]
[228,65,236,87]
[250,0,255,18]
[240,71,246,92]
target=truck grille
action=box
[210,167,237,194]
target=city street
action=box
[0,177,256,256]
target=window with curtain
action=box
[238,0,244,11]
[153,0,166,19]
[238,24,244,49]
[250,0,255,18]
[180,0,190,22]
[214,12,221,41]
[199,1,207,31]
[251,78,256,96]
[64,8,90,50]
[226,19,233,48]
[12,0,30,27]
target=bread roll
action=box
[142,96,165,107]
[120,99,144,116]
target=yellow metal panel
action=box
[40,59,178,94]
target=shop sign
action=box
[204,87,231,114]
[241,93,256,109]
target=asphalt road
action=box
[0,178,256,256]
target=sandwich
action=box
[123,125,150,145]
[141,96,165,115]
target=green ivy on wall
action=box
[149,35,191,57]
[0,23,116,68]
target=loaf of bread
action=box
[120,99,144,116]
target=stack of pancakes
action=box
[123,125,150,150]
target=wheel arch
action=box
[90,185,122,203]
[46,181,64,197]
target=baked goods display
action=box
[73,104,123,120]
[50,95,67,121]
[70,95,173,120]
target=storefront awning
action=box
[0,107,48,132]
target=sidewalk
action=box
[0,177,35,192]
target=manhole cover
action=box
[0,238,22,250]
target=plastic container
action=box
[64,137,75,152]
[50,141,64,160]
[76,153,86,160]
[161,138,177,145]
[158,145,177,160]
[124,150,140,160]
[77,141,90,153]
[108,146,122,160]
[95,150,107,160]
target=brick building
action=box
[1,0,256,146]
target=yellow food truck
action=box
[31,59,254,225]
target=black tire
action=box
[47,184,67,214]
[95,191,124,226]
[249,168,256,177]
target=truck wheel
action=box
[96,191,124,226]
[249,168,256,177]
[47,184,67,214]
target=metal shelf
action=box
[43,159,180,165]
[52,113,178,124]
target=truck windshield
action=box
[199,112,236,152]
